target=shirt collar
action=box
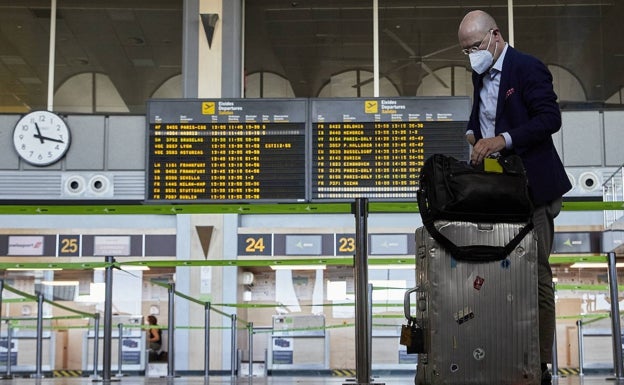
[490,43,508,74]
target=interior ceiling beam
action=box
[0,0,179,11]
[266,2,613,12]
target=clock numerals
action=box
[13,111,71,166]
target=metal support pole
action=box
[507,0,515,46]
[102,256,115,381]
[551,282,559,380]
[353,198,372,385]
[248,322,254,378]
[607,251,624,380]
[577,319,584,377]
[368,283,373,375]
[0,280,10,380]
[204,302,211,379]
[552,325,559,379]
[46,0,57,110]
[1,323,14,379]
[32,293,44,379]
[230,314,237,377]
[0,280,3,325]
[167,283,176,378]
[115,323,124,377]
[92,313,101,379]
[372,0,379,97]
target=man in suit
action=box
[458,10,572,385]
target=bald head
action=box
[458,10,497,39]
[458,10,505,62]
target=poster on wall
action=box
[0,338,17,366]
[121,336,142,365]
[272,337,294,364]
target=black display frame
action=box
[145,98,309,203]
[308,96,470,202]
[146,97,470,203]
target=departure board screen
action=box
[311,97,470,200]
[146,99,307,202]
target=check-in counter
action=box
[82,315,145,372]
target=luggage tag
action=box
[484,157,503,173]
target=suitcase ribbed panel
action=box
[415,221,540,385]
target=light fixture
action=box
[569,262,624,269]
[369,264,414,270]
[93,265,150,271]
[41,280,79,286]
[270,265,326,270]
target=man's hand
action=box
[466,133,476,146]
[470,135,506,165]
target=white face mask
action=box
[469,49,494,74]
[468,30,496,74]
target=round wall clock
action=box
[13,110,71,166]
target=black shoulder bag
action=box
[417,154,534,262]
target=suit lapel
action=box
[496,48,514,126]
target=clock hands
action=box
[33,134,65,144]
[34,122,45,144]
[33,122,65,144]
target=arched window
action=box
[317,70,399,97]
[416,66,473,97]
[548,65,586,102]
[605,87,624,105]
[151,75,182,99]
[54,73,129,113]
[415,64,587,103]
[245,71,295,98]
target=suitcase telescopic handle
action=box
[403,286,419,322]
[423,219,533,262]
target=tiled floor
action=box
[1,374,624,385]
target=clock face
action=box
[13,111,71,166]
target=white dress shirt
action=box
[468,43,512,149]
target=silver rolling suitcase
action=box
[408,221,540,385]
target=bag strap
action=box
[422,219,534,262]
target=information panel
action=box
[146,99,307,202]
[311,97,470,200]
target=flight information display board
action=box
[146,99,307,202]
[310,97,470,200]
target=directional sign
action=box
[553,232,592,254]
[285,235,323,255]
[369,234,408,255]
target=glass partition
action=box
[0,0,182,113]
[244,0,624,105]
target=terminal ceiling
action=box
[0,1,623,111]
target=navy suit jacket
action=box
[467,46,572,206]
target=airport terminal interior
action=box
[1,0,624,384]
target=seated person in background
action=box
[146,315,162,361]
